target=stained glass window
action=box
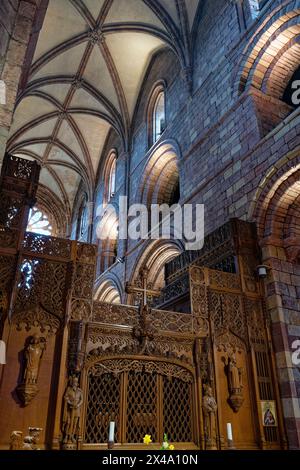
[27,207,53,236]
[108,158,116,200]
[153,91,165,143]
[248,0,260,19]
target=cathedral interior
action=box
[1,0,300,451]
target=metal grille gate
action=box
[84,369,194,444]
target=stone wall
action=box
[263,248,300,449]
[91,0,300,279]
[87,0,300,447]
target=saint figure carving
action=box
[16,335,46,405]
[62,376,83,447]
[227,354,242,391]
[202,384,217,449]
[225,353,244,412]
[24,335,46,384]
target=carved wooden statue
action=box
[133,302,154,354]
[9,427,42,450]
[61,375,83,449]
[225,353,244,412]
[202,384,218,449]
[24,335,46,384]
[16,335,46,406]
[9,431,23,450]
[23,427,43,450]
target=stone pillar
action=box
[262,244,300,449]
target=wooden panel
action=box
[215,348,258,449]
[83,359,196,445]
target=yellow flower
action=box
[169,444,175,450]
[143,434,152,445]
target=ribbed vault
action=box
[6,0,201,227]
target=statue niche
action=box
[16,334,46,406]
[224,353,244,412]
[61,375,83,450]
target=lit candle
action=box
[108,421,115,442]
[227,423,233,441]
[0,340,6,364]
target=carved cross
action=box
[125,267,161,306]
[133,301,155,354]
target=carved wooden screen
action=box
[254,347,278,443]
[190,266,282,449]
[126,371,158,443]
[85,373,121,443]
[163,376,193,442]
[84,361,194,445]
[245,298,279,444]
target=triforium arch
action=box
[249,147,300,447]
[126,239,183,305]
[81,355,198,448]
[234,1,300,99]
[137,140,181,208]
[95,202,119,273]
[94,273,122,304]
[250,145,300,259]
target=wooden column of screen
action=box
[120,371,127,445]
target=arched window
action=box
[248,0,259,18]
[95,204,119,272]
[27,207,53,236]
[247,0,267,19]
[153,91,165,143]
[108,157,116,200]
[104,150,117,204]
[148,83,166,147]
[76,196,87,240]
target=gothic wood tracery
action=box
[83,358,196,446]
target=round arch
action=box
[126,238,183,305]
[234,2,300,100]
[249,145,300,261]
[136,139,182,208]
[95,202,119,271]
[94,273,122,304]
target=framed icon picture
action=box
[261,401,277,427]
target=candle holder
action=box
[108,421,115,449]
[226,423,236,450]
[227,438,236,450]
[107,440,114,450]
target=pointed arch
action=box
[94,273,122,304]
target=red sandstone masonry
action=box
[70,0,300,447]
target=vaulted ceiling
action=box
[7,0,200,221]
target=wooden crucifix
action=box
[125,267,161,307]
